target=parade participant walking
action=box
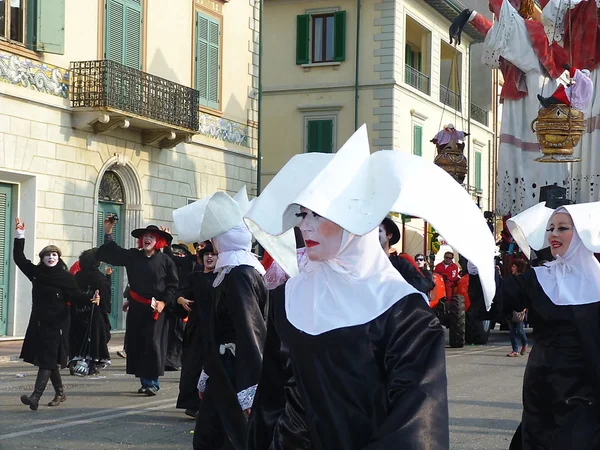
[175,242,217,418]
[173,187,268,450]
[435,252,460,301]
[13,218,100,410]
[505,201,600,449]
[71,248,112,374]
[245,126,497,450]
[96,216,178,396]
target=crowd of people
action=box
[11,126,600,450]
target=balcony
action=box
[440,85,461,111]
[470,103,489,127]
[70,60,199,149]
[405,65,430,95]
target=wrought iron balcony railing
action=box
[440,85,461,111]
[70,60,199,132]
[405,65,431,95]
[470,103,489,127]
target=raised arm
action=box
[12,218,36,281]
[95,214,132,267]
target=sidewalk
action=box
[0,332,125,363]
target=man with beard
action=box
[96,216,179,395]
[175,242,218,418]
[379,216,434,294]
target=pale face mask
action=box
[142,233,157,252]
[297,207,344,262]
[378,225,388,248]
[42,252,59,267]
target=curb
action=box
[0,344,125,364]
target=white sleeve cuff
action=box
[468,10,477,22]
[15,229,25,239]
[237,384,257,410]
[197,370,209,393]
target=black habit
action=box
[193,265,268,450]
[503,270,600,450]
[14,238,91,370]
[389,254,435,294]
[176,270,216,411]
[96,239,178,379]
[248,288,449,450]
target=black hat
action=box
[131,225,173,244]
[171,243,192,255]
[381,216,401,246]
[198,241,215,258]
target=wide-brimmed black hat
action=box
[198,241,215,258]
[381,216,401,246]
[131,225,173,244]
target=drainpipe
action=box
[257,0,263,194]
[466,42,472,193]
[354,0,361,130]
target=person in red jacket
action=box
[434,252,459,301]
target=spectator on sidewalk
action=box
[507,259,528,357]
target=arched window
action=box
[98,171,124,203]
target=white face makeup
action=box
[378,225,388,248]
[42,252,59,267]
[296,207,344,262]
[142,233,157,252]
[203,252,217,272]
[547,212,574,258]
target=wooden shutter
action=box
[333,11,346,62]
[196,11,220,110]
[0,185,12,335]
[413,125,423,156]
[475,151,482,191]
[34,0,65,54]
[124,0,142,69]
[105,0,125,63]
[296,14,309,65]
[307,120,333,153]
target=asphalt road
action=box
[0,329,527,450]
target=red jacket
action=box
[434,262,459,284]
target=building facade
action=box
[0,0,260,336]
[261,0,496,257]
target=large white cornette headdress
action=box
[244,125,497,310]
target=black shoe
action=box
[164,366,181,372]
[47,391,66,407]
[21,369,51,411]
[117,350,127,358]
[537,94,561,108]
[137,387,146,394]
[47,370,66,406]
[144,386,158,396]
[184,409,197,418]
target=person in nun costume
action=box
[504,201,600,450]
[172,187,268,450]
[244,125,497,450]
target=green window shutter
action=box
[405,44,412,67]
[124,0,142,69]
[413,125,422,156]
[417,52,422,72]
[196,12,220,110]
[0,184,12,336]
[105,0,125,63]
[475,151,482,191]
[32,0,65,54]
[307,120,333,153]
[333,11,346,62]
[296,14,309,65]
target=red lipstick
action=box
[305,240,319,248]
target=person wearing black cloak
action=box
[175,241,217,418]
[13,218,99,411]
[96,216,178,396]
[379,216,435,294]
[71,248,112,375]
[172,188,267,450]
[504,203,600,450]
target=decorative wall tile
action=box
[0,51,69,98]
[198,112,249,147]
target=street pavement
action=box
[0,329,527,450]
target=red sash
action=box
[129,290,160,320]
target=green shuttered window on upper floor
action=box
[475,151,482,192]
[196,11,220,110]
[296,10,346,65]
[105,0,142,69]
[413,125,423,156]
[25,0,66,54]
[307,119,333,153]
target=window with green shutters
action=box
[307,119,333,153]
[413,125,423,156]
[296,10,346,65]
[475,151,482,192]
[105,0,142,69]
[0,184,12,336]
[195,11,220,110]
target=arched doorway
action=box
[97,170,125,330]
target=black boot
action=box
[21,368,51,411]
[47,369,66,406]
[537,94,561,108]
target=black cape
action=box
[389,255,435,294]
[14,238,90,369]
[194,265,268,450]
[72,267,112,361]
[248,287,449,450]
[503,270,600,450]
[96,239,179,379]
[176,270,217,411]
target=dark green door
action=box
[0,184,12,336]
[97,201,122,329]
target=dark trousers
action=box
[193,384,235,450]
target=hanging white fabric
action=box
[212,225,265,287]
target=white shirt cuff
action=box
[15,229,25,239]
[197,369,209,393]
[468,10,477,22]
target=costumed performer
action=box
[538,66,593,111]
